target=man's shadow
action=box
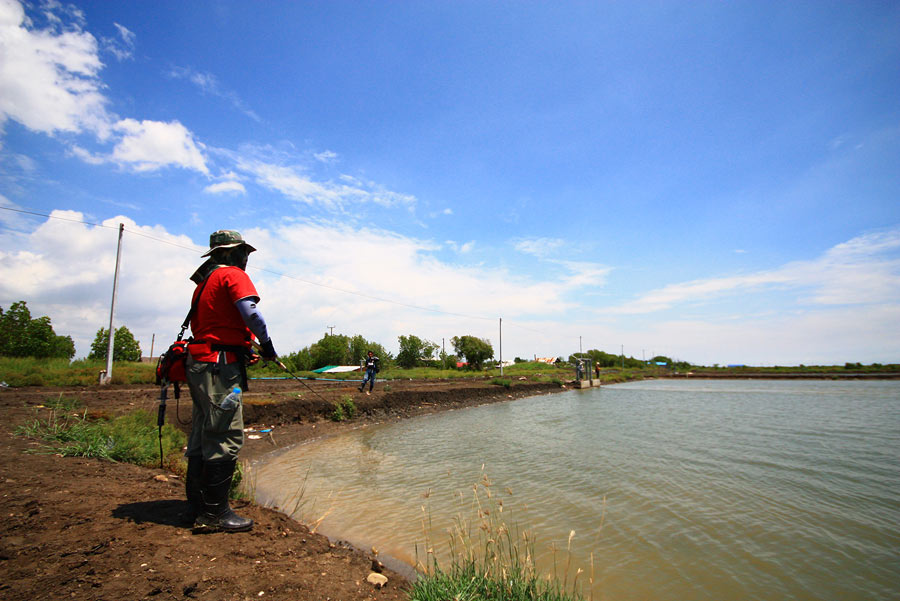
[112,499,193,528]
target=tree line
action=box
[0,300,497,370]
[1,301,140,362]
[279,333,496,372]
[2,299,692,371]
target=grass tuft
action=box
[411,470,585,601]
[330,395,357,421]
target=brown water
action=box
[251,379,900,600]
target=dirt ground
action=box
[0,375,568,601]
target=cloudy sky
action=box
[1,0,898,366]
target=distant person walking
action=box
[358,350,380,395]
[185,230,278,533]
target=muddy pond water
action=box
[251,379,900,601]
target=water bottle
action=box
[220,386,241,410]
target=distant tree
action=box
[88,326,142,362]
[0,301,75,359]
[348,334,369,364]
[306,333,392,370]
[281,347,314,372]
[587,350,618,368]
[451,335,494,370]
[310,333,351,368]
[441,352,458,369]
[396,334,438,369]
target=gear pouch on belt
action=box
[155,340,189,384]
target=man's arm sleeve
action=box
[235,297,270,343]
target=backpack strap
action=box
[177,276,211,341]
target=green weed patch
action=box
[15,408,185,468]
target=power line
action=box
[0,206,205,253]
[1,205,495,321]
[2,205,634,357]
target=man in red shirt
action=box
[185,230,277,532]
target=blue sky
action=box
[1,0,899,365]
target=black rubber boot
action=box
[183,455,204,524]
[194,459,253,533]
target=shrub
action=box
[331,395,357,421]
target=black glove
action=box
[259,338,277,360]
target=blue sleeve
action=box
[235,297,270,343]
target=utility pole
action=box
[102,223,124,385]
[327,325,335,336]
[150,333,155,361]
[621,344,625,368]
[499,318,503,376]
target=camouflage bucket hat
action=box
[201,229,257,257]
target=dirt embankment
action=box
[0,376,567,601]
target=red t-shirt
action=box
[189,266,259,362]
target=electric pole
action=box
[102,223,124,385]
[499,318,503,376]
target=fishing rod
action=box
[251,342,333,404]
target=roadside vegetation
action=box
[2,354,898,388]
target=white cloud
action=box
[445,240,475,254]
[102,22,135,61]
[514,237,565,258]
[2,215,898,365]
[168,65,261,122]
[314,150,338,163]
[111,118,209,174]
[0,194,30,229]
[0,1,212,176]
[68,144,106,165]
[204,180,246,195]
[235,157,415,210]
[0,0,110,136]
[0,214,592,358]
[0,211,203,357]
[609,227,900,314]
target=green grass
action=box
[490,377,512,389]
[15,407,185,468]
[0,356,157,386]
[3,355,896,388]
[411,472,587,601]
[15,402,252,500]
